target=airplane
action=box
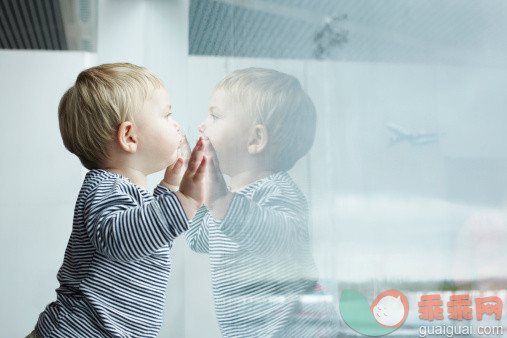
[385,122,445,147]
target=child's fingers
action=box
[187,137,205,172]
[187,153,202,173]
[193,156,207,181]
[172,157,184,174]
[176,149,182,162]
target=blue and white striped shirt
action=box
[37,169,188,337]
[186,172,318,337]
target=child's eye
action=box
[210,113,218,120]
[165,112,172,118]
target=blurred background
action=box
[1,0,506,336]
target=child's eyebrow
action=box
[161,104,172,112]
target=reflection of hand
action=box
[161,135,190,191]
[175,137,207,219]
[204,137,233,219]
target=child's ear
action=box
[247,124,268,155]
[117,121,138,153]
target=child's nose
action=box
[174,120,181,132]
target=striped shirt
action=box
[186,172,318,337]
[37,169,188,337]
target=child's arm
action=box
[185,206,210,253]
[204,139,308,255]
[84,140,207,262]
[85,188,187,262]
[174,137,207,220]
[161,136,210,253]
[213,187,308,255]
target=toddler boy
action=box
[28,63,206,337]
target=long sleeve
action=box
[153,184,172,197]
[217,181,309,255]
[185,206,210,253]
[84,183,188,262]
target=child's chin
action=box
[155,158,177,172]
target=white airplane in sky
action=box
[386,123,445,147]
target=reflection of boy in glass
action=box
[186,68,323,337]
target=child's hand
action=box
[161,135,190,191]
[175,137,207,219]
[203,138,233,219]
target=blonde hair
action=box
[58,63,163,170]
[215,68,316,171]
